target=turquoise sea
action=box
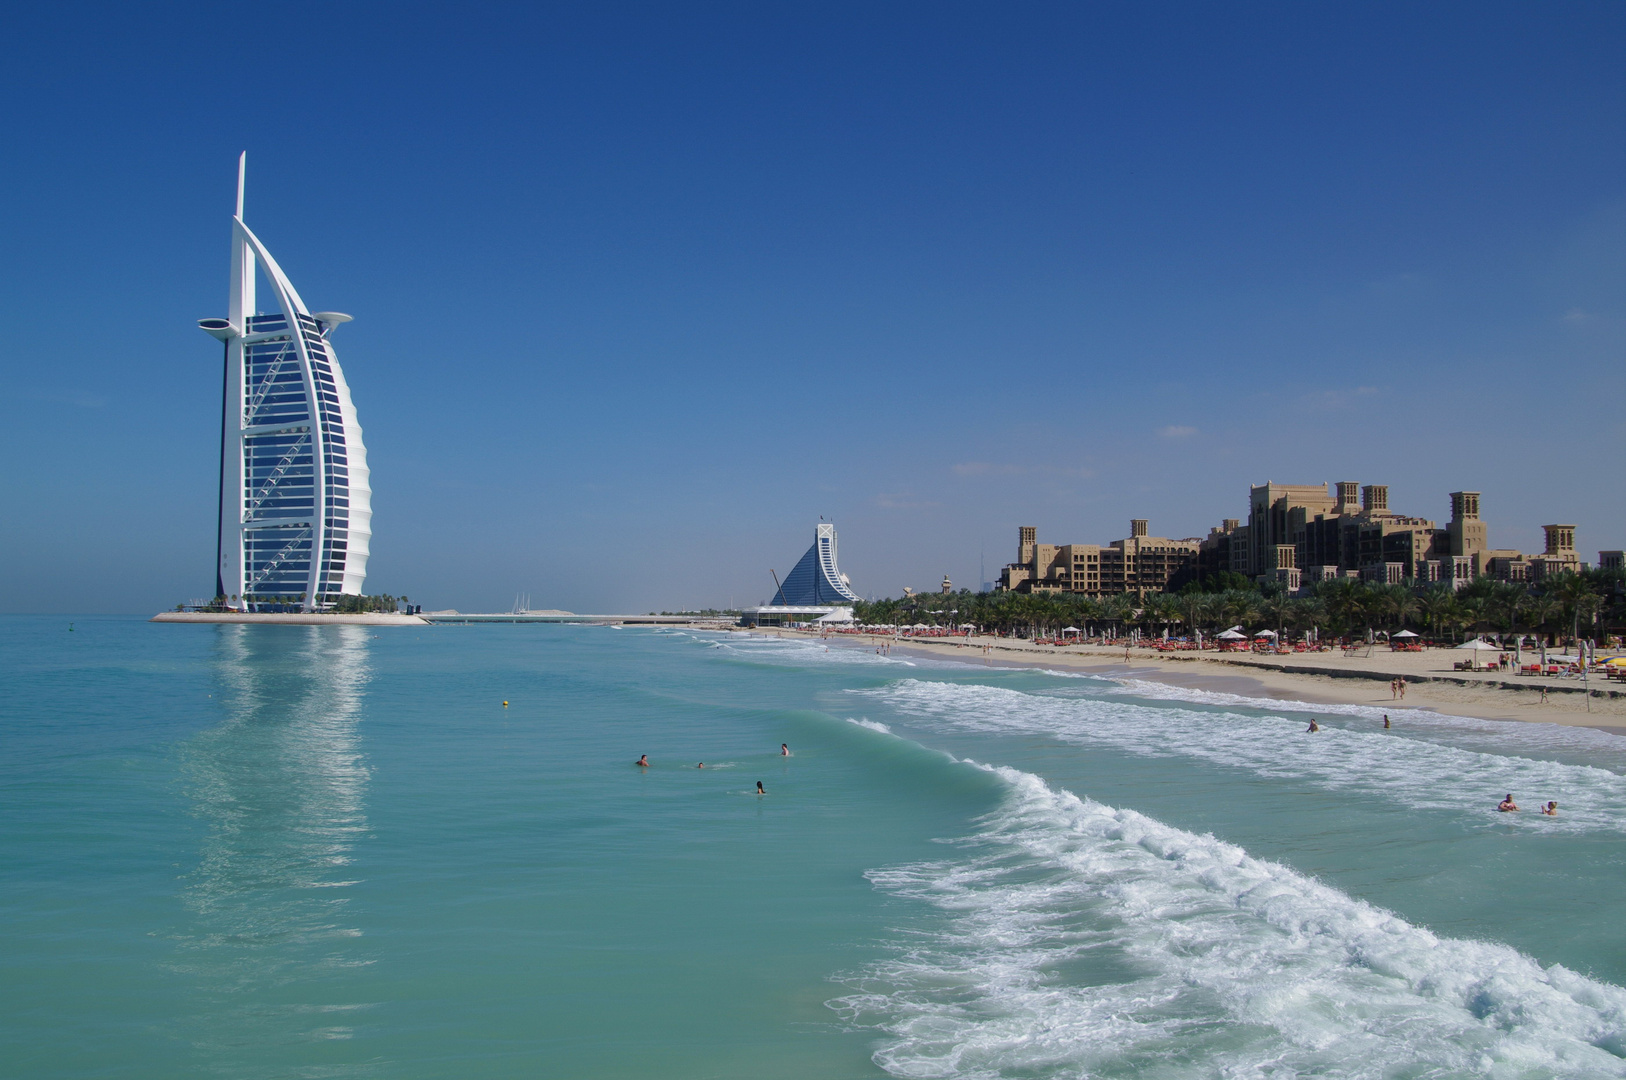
[4,616,1624,1078]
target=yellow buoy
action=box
[503,701,509,707]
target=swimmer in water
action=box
[1497,794,1519,812]
[1541,801,1558,816]
[697,762,704,769]
[1383,715,1390,729]
[780,743,789,756]
[756,781,765,795]
[1306,719,1320,733]
[636,754,649,767]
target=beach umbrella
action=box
[1254,629,1277,638]
[1216,629,1246,641]
[1393,630,1419,638]
[1061,626,1080,634]
[1454,638,1498,650]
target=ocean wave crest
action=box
[855,680,1626,834]
[831,764,1626,1078]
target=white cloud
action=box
[952,462,1025,477]
[952,461,1097,480]
[873,492,940,510]
[1296,386,1381,412]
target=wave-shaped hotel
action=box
[740,523,860,626]
[197,155,371,611]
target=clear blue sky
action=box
[2,2,1622,613]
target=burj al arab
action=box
[197,154,372,612]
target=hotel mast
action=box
[198,154,372,611]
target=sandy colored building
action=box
[998,521,1200,598]
[993,484,1602,602]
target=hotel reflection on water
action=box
[173,625,373,1046]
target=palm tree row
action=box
[852,569,1623,645]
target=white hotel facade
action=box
[198,154,371,611]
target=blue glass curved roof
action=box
[772,524,859,605]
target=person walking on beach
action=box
[1540,686,1549,705]
[1390,679,1398,699]
[1398,678,1407,700]
[1498,794,1519,812]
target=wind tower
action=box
[197,154,372,612]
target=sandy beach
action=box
[758,628,1626,735]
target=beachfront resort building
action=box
[999,484,1602,600]
[196,154,372,612]
[996,521,1201,598]
[738,523,860,626]
[1205,482,1590,589]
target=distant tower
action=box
[941,574,953,594]
[1130,519,1149,538]
[1543,524,1576,555]
[1447,491,1486,558]
[197,154,371,611]
[1335,482,1360,515]
[1018,526,1037,565]
[1361,485,1389,515]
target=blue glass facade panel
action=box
[238,311,353,610]
[772,531,860,605]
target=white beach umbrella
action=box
[1393,630,1419,638]
[1455,638,1499,651]
[1061,626,1081,634]
[1254,629,1277,638]
[1216,629,1247,641]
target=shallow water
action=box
[3,618,1621,1077]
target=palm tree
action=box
[1316,578,1362,639]
[1417,585,1457,641]
[1259,591,1293,641]
[1490,582,1524,640]
[1456,596,1487,640]
[1220,589,1261,634]
[1549,572,1601,647]
[1177,592,1206,639]
[1291,595,1326,640]
[1381,584,1421,633]
[1521,593,1558,646]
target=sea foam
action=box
[832,763,1626,1078]
[858,680,1626,835]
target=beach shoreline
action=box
[753,628,1626,736]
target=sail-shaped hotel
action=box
[198,154,371,611]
